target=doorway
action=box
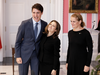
[4,0,51,57]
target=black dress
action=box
[66,29,93,75]
[39,34,60,75]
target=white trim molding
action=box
[51,0,63,61]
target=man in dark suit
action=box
[15,3,47,75]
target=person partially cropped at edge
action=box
[39,20,61,75]
[66,13,93,75]
[15,3,47,75]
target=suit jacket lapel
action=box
[29,18,35,42]
[36,20,44,42]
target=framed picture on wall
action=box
[69,0,98,13]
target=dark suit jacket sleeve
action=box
[15,21,25,58]
[53,38,60,70]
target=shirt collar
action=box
[32,18,41,25]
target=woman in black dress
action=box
[66,13,93,75]
[39,20,61,75]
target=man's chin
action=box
[35,19,40,22]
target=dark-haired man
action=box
[15,3,47,75]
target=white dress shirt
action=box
[32,18,41,39]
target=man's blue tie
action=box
[34,23,38,41]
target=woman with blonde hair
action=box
[66,13,93,75]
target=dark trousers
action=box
[19,51,39,75]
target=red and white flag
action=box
[0,37,2,49]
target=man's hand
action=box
[16,57,22,64]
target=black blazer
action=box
[39,34,60,70]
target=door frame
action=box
[50,0,63,61]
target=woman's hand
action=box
[51,69,56,75]
[84,65,90,72]
[66,63,68,70]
